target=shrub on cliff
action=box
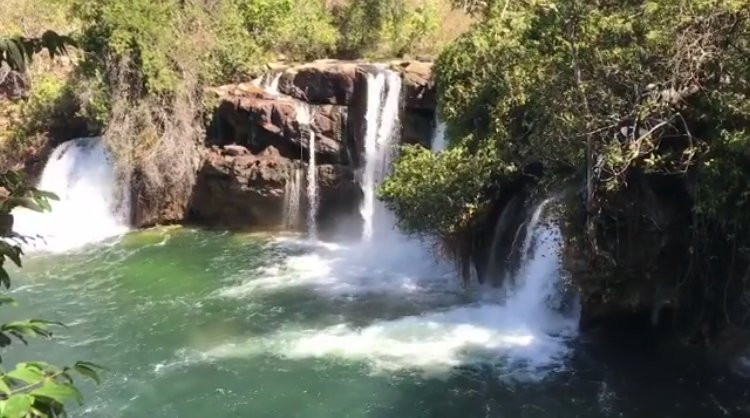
[389,0,750,235]
[381,141,515,237]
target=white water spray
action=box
[520,198,556,264]
[431,119,448,153]
[307,128,318,240]
[296,103,318,239]
[283,166,302,229]
[12,138,130,252]
[255,72,283,96]
[215,199,578,379]
[360,70,402,242]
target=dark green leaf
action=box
[0,267,10,289]
[0,242,22,268]
[31,381,83,406]
[73,362,104,384]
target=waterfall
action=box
[505,198,577,327]
[264,72,282,96]
[254,72,283,96]
[431,119,448,153]
[283,166,303,229]
[12,137,130,252]
[296,103,318,239]
[360,69,402,242]
[520,198,556,265]
[307,128,318,241]
[220,197,579,378]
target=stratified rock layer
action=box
[197,60,438,231]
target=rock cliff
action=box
[194,59,437,233]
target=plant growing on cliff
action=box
[381,141,516,237]
[0,172,102,417]
[389,0,750,236]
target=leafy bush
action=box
[0,72,87,170]
[240,0,338,60]
[380,142,516,237]
[333,0,440,58]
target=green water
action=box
[3,228,748,417]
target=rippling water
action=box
[3,228,748,417]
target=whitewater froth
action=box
[213,203,577,378]
[12,137,131,252]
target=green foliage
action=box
[0,72,91,168]
[0,361,103,417]
[380,142,516,236]
[71,0,342,96]
[73,0,184,95]
[388,0,750,242]
[239,0,338,60]
[333,0,439,58]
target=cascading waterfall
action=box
[520,198,556,265]
[12,137,130,252]
[359,69,402,242]
[216,198,578,378]
[295,102,318,240]
[431,119,448,153]
[283,166,303,229]
[504,199,578,328]
[255,72,283,96]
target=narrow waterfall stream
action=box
[295,102,318,240]
[12,137,130,252]
[431,119,448,153]
[282,166,302,229]
[256,72,283,96]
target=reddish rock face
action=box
[175,60,439,231]
[189,146,292,228]
[394,61,436,110]
[189,146,361,230]
[210,89,349,165]
[278,62,359,105]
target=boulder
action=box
[0,70,30,100]
[209,87,349,164]
[392,61,436,110]
[189,146,292,228]
[278,61,359,105]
